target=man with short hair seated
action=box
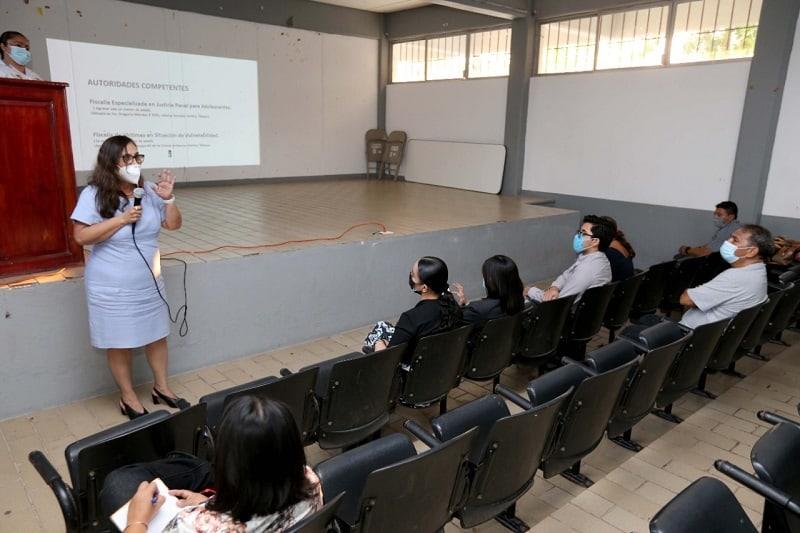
[679,224,771,329]
[525,218,613,303]
[678,201,740,257]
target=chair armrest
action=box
[496,385,532,409]
[715,460,800,517]
[757,410,800,428]
[28,451,80,533]
[561,357,599,375]
[403,420,441,449]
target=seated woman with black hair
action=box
[452,255,524,325]
[365,256,462,359]
[113,396,322,532]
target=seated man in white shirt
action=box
[526,218,613,303]
[679,224,772,330]
[0,31,43,80]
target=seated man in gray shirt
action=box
[678,201,741,257]
[526,218,613,303]
[679,224,772,330]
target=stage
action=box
[0,179,579,420]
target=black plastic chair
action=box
[315,428,476,532]
[602,270,646,342]
[405,390,569,532]
[514,294,576,372]
[759,282,800,349]
[284,492,345,533]
[694,301,764,398]
[397,324,473,414]
[693,252,729,285]
[28,405,209,533]
[735,285,788,364]
[630,260,675,318]
[302,346,404,449]
[589,322,691,451]
[652,317,729,423]
[463,313,521,390]
[649,476,759,533]
[660,256,707,314]
[199,367,319,444]
[558,282,618,360]
[519,350,637,486]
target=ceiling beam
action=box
[430,0,529,19]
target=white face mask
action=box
[119,164,141,184]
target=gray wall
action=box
[0,209,578,420]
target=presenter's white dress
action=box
[71,182,170,348]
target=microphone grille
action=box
[133,187,145,199]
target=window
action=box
[670,0,762,63]
[538,17,598,74]
[426,35,467,80]
[392,40,426,83]
[469,28,512,78]
[597,5,670,69]
[536,0,762,74]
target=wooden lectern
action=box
[0,78,83,278]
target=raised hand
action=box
[155,169,175,200]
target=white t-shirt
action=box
[680,262,767,330]
[0,61,43,80]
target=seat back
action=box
[224,367,319,443]
[656,317,729,408]
[738,285,787,354]
[516,294,576,366]
[354,428,476,532]
[536,354,638,477]
[433,392,570,528]
[317,346,403,449]
[660,256,707,310]
[593,324,691,437]
[603,270,646,332]
[564,283,618,344]
[706,302,764,371]
[284,492,345,533]
[761,281,800,344]
[750,422,800,533]
[399,325,473,408]
[66,405,207,528]
[365,129,387,163]
[630,260,675,317]
[692,252,729,286]
[649,477,758,533]
[315,433,417,527]
[200,375,277,433]
[464,313,520,381]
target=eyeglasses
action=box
[576,230,595,238]
[121,153,145,164]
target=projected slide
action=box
[46,39,260,171]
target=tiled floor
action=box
[2,317,798,532]
[0,180,557,288]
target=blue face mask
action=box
[8,46,31,66]
[572,233,586,254]
[713,216,727,229]
[720,240,752,264]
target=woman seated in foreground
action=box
[120,396,322,532]
[452,254,524,326]
[364,256,462,358]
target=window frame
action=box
[389,24,513,85]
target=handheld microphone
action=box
[132,187,144,234]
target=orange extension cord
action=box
[161,221,390,258]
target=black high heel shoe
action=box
[119,399,149,420]
[152,388,191,410]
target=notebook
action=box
[110,478,183,532]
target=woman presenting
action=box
[71,135,188,419]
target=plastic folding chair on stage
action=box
[381,130,407,181]
[364,129,387,179]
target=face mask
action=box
[119,164,141,184]
[8,46,31,66]
[713,216,727,229]
[408,272,422,295]
[482,279,486,291]
[572,233,586,254]
[720,240,752,264]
